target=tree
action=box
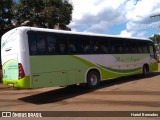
[0,0,15,70]
[13,0,45,27]
[13,0,73,30]
[150,34,160,61]
[149,34,160,44]
[0,0,14,35]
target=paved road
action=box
[0,64,160,119]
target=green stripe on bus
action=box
[98,64,141,74]
[71,55,141,80]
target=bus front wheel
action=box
[87,71,100,88]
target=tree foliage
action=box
[0,0,14,33]
[0,0,73,32]
[149,34,160,44]
[13,0,73,29]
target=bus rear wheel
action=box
[142,65,149,77]
[87,71,100,88]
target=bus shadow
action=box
[18,72,160,105]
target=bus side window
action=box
[59,43,66,54]
[37,35,46,54]
[149,43,157,59]
[68,35,77,54]
[110,40,115,53]
[47,35,57,54]
[93,42,100,53]
[80,37,91,54]
[102,38,109,54]
[142,45,148,53]
[58,36,67,54]
[101,45,108,53]
[149,44,154,55]
[84,44,91,53]
[69,44,76,53]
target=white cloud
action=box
[126,0,160,22]
[69,0,160,38]
[120,30,132,37]
[120,0,160,37]
[69,0,128,33]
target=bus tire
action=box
[87,71,100,88]
[142,65,149,77]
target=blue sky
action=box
[68,0,160,38]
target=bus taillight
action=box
[18,63,25,79]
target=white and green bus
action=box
[1,27,158,88]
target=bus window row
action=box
[28,32,152,55]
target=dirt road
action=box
[0,64,160,119]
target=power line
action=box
[150,14,160,18]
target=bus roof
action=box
[3,26,152,42]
